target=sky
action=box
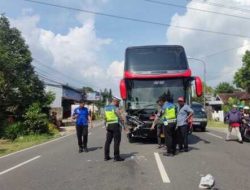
[1,0,250,96]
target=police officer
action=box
[151,96,177,156]
[72,100,93,153]
[104,96,125,161]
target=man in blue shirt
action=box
[72,100,92,153]
[176,97,193,152]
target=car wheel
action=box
[201,126,206,132]
[127,133,134,143]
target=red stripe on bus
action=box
[124,69,192,79]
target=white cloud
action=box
[107,60,124,78]
[9,11,126,95]
[166,0,250,87]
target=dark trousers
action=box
[104,123,121,159]
[165,123,176,154]
[76,126,88,149]
[157,124,164,145]
[177,125,188,150]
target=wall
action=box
[45,85,63,108]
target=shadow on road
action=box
[189,134,211,145]
[88,146,103,152]
[120,152,138,159]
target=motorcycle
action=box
[241,118,250,142]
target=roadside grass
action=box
[0,133,61,157]
[208,120,228,128]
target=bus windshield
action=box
[125,46,188,72]
[126,79,186,109]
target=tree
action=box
[215,82,235,94]
[234,50,250,92]
[0,15,52,119]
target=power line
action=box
[189,0,250,13]
[23,0,250,39]
[145,0,250,21]
[33,58,84,87]
[199,46,243,59]
[36,72,65,85]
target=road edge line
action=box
[154,152,171,183]
[0,155,41,175]
[207,132,223,139]
[0,134,73,159]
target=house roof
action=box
[218,92,250,104]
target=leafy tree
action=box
[0,15,52,119]
[215,82,235,94]
[234,50,250,92]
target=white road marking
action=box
[0,155,41,176]
[0,134,73,159]
[154,152,171,183]
[207,132,223,139]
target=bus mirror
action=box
[120,79,127,100]
[195,76,203,97]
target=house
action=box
[45,83,83,119]
[206,92,250,121]
[218,92,250,106]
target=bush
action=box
[4,122,24,141]
[23,103,49,134]
[48,123,59,135]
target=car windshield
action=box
[126,79,186,109]
[192,105,206,117]
[125,46,188,72]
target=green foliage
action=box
[0,15,49,118]
[215,82,235,94]
[47,123,59,135]
[4,122,24,141]
[23,103,49,134]
[234,50,250,92]
[221,97,246,113]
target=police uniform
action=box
[161,102,177,156]
[104,104,123,161]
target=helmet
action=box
[244,106,249,110]
[112,96,121,102]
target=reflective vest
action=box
[161,104,176,124]
[105,105,118,123]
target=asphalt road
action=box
[0,123,250,190]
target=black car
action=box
[191,102,207,132]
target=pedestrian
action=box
[104,96,126,161]
[176,97,193,152]
[150,97,166,149]
[151,96,177,156]
[225,105,243,143]
[72,100,93,153]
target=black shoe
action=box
[114,157,125,162]
[83,148,88,152]
[79,149,83,153]
[239,140,243,144]
[157,145,163,149]
[184,149,188,152]
[163,152,174,157]
[104,157,111,161]
[179,148,184,153]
